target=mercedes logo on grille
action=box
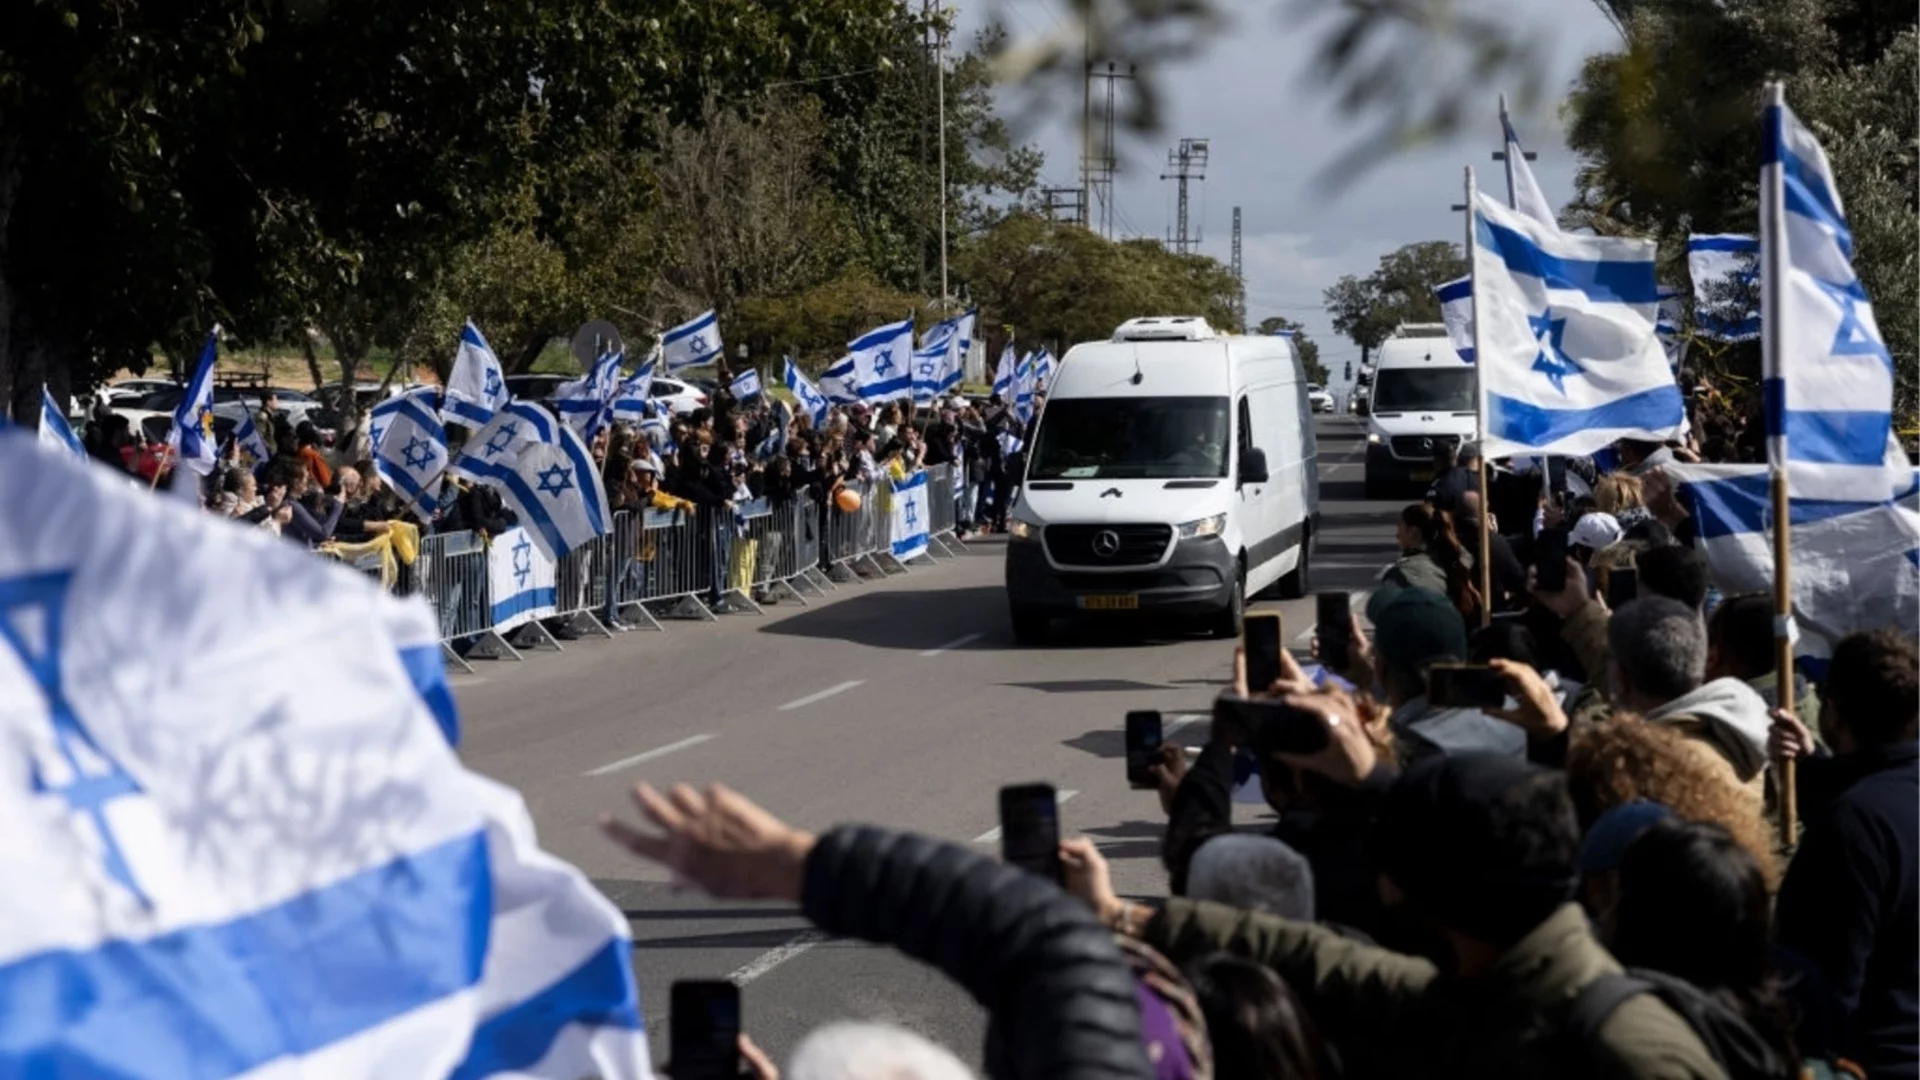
[1420,437,1434,451]
[1091,530,1122,558]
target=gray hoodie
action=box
[1644,676,1773,782]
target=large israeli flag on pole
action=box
[38,386,85,461]
[890,470,931,562]
[609,353,658,425]
[449,400,562,484]
[1435,276,1476,363]
[170,327,221,477]
[849,317,914,403]
[1470,188,1685,459]
[785,356,831,428]
[818,355,860,405]
[371,388,450,516]
[465,419,611,562]
[1668,459,1919,676]
[443,320,510,429]
[992,343,1016,403]
[912,316,961,404]
[1501,108,1558,230]
[1760,84,1902,502]
[662,310,722,372]
[0,431,650,1079]
[1687,234,1761,342]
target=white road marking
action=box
[778,680,866,711]
[584,733,717,777]
[919,632,983,657]
[728,930,829,986]
[972,788,1079,844]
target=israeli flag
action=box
[1033,348,1056,393]
[943,310,977,393]
[1013,352,1037,424]
[662,310,722,372]
[818,355,860,405]
[1655,285,1689,372]
[443,320,510,429]
[638,410,674,459]
[0,431,650,1080]
[554,348,623,442]
[170,327,221,476]
[450,400,562,484]
[465,418,611,562]
[609,353,658,424]
[371,389,450,516]
[992,344,1016,403]
[1668,458,1918,677]
[1435,275,1476,363]
[890,469,931,562]
[785,356,831,428]
[912,317,961,404]
[488,525,559,631]
[38,386,86,461]
[850,317,914,402]
[998,428,1024,458]
[1761,86,1902,502]
[729,366,763,402]
[1503,112,1559,230]
[230,407,270,470]
[1470,190,1685,458]
[1687,234,1761,342]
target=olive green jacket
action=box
[1144,899,1725,1079]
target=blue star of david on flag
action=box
[402,435,435,471]
[512,533,534,588]
[1528,309,1585,396]
[485,422,519,457]
[535,463,574,497]
[1812,276,1892,367]
[2,570,150,905]
[484,368,503,398]
[871,347,896,377]
[903,499,919,528]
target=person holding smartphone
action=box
[1360,589,1527,764]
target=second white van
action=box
[1362,323,1477,499]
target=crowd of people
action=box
[597,433,1914,1080]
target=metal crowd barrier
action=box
[606,505,716,627]
[555,532,615,638]
[922,464,967,558]
[416,529,521,673]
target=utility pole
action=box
[1085,61,1134,238]
[926,0,951,308]
[1159,137,1209,255]
[1042,187,1087,224]
[1080,20,1092,229]
[1493,92,1535,211]
[1230,206,1244,330]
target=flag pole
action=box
[1760,80,1797,844]
[1465,165,1492,628]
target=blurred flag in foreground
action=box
[38,386,85,461]
[0,431,649,1079]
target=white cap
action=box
[1569,511,1624,550]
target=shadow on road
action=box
[1005,678,1172,695]
[757,585,1006,650]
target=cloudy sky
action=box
[956,0,1623,388]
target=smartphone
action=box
[1607,566,1639,611]
[1535,528,1569,593]
[1243,612,1284,694]
[1546,456,1568,499]
[1315,593,1351,671]
[1125,711,1164,788]
[1220,694,1330,755]
[999,783,1062,883]
[1426,662,1510,710]
[669,980,741,1080]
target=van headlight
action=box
[1008,519,1039,542]
[1177,513,1227,539]
[1367,433,1382,444]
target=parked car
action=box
[94,377,180,410]
[1306,383,1335,413]
[503,374,571,407]
[503,371,709,416]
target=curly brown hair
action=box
[1565,716,1778,885]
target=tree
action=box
[954,213,1240,355]
[1255,316,1328,385]
[1564,1,1917,422]
[1322,241,1465,365]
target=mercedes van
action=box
[1004,316,1319,644]
[1362,323,1477,499]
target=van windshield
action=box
[1372,368,1475,413]
[1029,396,1230,479]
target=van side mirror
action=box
[1238,447,1269,487]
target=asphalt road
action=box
[449,414,1402,1069]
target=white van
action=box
[1362,323,1477,499]
[1004,316,1319,643]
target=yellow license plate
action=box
[1409,469,1434,482]
[1079,594,1139,611]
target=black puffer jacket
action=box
[803,826,1153,1080]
